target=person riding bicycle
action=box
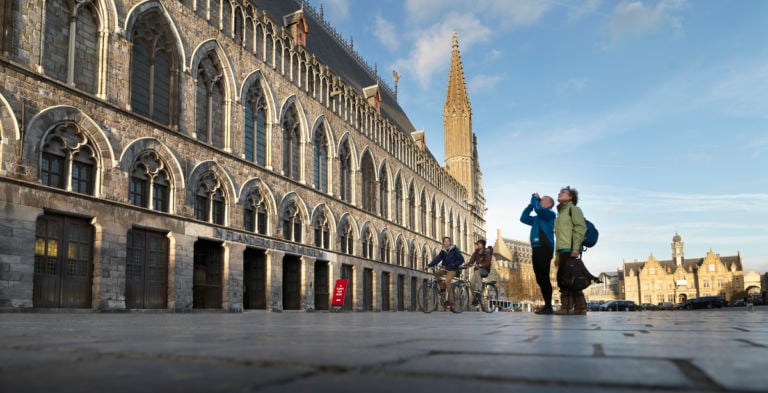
[426,236,465,311]
[462,239,492,303]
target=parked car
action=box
[598,300,639,311]
[587,302,602,312]
[729,299,745,307]
[680,296,725,310]
[657,302,674,310]
[640,303,658,311]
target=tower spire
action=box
[444,33,471,114]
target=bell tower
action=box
[443,33,485,241]
[672,232,684,265]
[443,33,474,203]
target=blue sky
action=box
[307,0,768,275]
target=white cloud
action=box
[567,0,607,21]
[609,0,687,40]
[322,0,351,20]
[469,74,503,94]
[486,0,553,28]
[373,15,399,52]
[405,0,467,21]
[393,13,492,89]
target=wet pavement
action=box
[1,307,766,393]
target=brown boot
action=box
[573,291,587,316]
[554,291,573,315]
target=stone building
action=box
[491,229,540,305]
[621,233,745,304]
[584,272,619,303]
[0,0,486,311]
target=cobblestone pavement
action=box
[1,307,766,393]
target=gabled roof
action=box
[254,0,416,134]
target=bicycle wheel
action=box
[481,283,499,313]
[417,281,438,313]
[450,282,469,313]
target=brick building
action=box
[0,0,486,311]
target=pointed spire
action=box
[444,32,470,114]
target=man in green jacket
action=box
[554,186,588,315]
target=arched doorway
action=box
[678,293,687,303]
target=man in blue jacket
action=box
[520,193,556,315]
[427,236,465,312]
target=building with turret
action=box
[621,233,745,304]
[0,0,485,311]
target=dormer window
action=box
[363,84,382,114]
[284,10,308,47]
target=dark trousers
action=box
[532,246,553,307]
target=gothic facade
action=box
[0,0,485,310]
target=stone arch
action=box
[360,221,379,247]
[124,0,186,70]
[239,70,278,123]
[358,146,377,177]
[310,115,337,158]
[310,203,338,236]
[278,95,309,143]
[237,177,278,220]
[185,160,237,208]
[24,105,116,170]
[189,39,237,101]
[378,159,392,186]
[277,191,311,226]
[337,212,360,239]
[336,132,359,170]
[0,93,20,171]
[119,137,185,211]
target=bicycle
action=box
[417,270,469,313]
[455,266,499,313]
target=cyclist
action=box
[463,239,492,303]
[426,236,465,311]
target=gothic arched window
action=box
[420,191,427,234]
[243,190,268,235]
[339,218,354,255]
[408,184,415,229]
[195,52,225,148]
[380,234,391,264]
[362,227,374,259]
[361,154,376,213]
[395,239,405,267]
[129,152,171,212]
[194,173,226,225]
[430,199,437,238]
[379,169,389,219]
[313,127,328,193]
[313,211,330,249]
[44,0,100,93]
[244,81,267,166]
[130,10,179,126]
[394,177,403,225]
[40,123,96,195]
[338,140,352,202]
[282,105,301,180]
[282,202,302,242]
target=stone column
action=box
[265,249,285,311]
[171,234,196,312]
[225,242,246,312]
[301,255,316,311]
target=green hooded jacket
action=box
[555,201,587,253]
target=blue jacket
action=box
[520,195,555,249]
[428,245,465,271]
